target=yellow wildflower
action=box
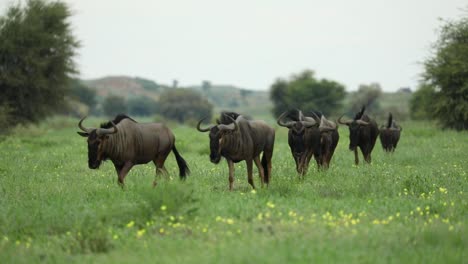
[136,229,146,238]
[126,221,135,228]
[257,213,263,221]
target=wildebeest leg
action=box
[253,156,265,188]
[152,154,170,187]
[262,149,273,186]
[227,159,235,191]
[322,152,329,169]
[362,145,372,164]
[246,159,255,189]
[354,149,359,165]
[364,153,372,163]
[117,161,133,187]
[299,151,313,176]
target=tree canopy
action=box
[412,13,468,130]
[270,70,346,117]
[0,0,79,128]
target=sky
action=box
[1,0,466,91]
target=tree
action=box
[69,79,97,111]
[158,88,213,123]
[127,96,157,117]
[270,70,346,116]
[0,0,79,128]
[102,95,127,117]
[419,14,468,130]
[410,84,437,120]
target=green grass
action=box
[0,117,466,263]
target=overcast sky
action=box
[1,0,466,91]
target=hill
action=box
[82,76,165,101]
[80,76,411,121]
[82,76,273,117]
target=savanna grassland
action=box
[0,117,466,263]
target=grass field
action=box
[0,116,466,263]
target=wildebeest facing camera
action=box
[338,106,379,165]
[197,113,275,191]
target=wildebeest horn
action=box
[97,122,118,136]
[277,112,296,128]
[356,120,369,126]
[301,120,317,128]
[78,116,94,133]
[197,117,214,132]
[311,112,321,123]
[219,115,238,132]
[337,114,352,125]
[319,116,337,131]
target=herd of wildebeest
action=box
[77,106,402,190]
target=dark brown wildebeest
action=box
[277,109,339,173]
[197,112,275,191]
[379,113,402,152]
[277,109,320,175]
[77,114,190,186]
[317,115,340,169]
[338,106,379,165]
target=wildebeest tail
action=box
[354,105,366,120]
[387,113,393,128]
[261,154,270,184]
[172,145,190,179]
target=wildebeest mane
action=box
[218,111,252,124]
[100,114,137,128]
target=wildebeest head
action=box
[197,116,238,164]
[338,107,370,151]
[77,116,118,169]
[277,110,318,171]
[319,115,337,141]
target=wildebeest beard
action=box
[348,124,360,151]
[87,131,103,169]
[209,128,222,164]
[291,130,306,158]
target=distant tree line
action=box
[73,86,213,123]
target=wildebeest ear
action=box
[77,131,89,137]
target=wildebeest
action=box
[277,109,339,174]
[379,113,402,152]
[77,114,190,186]
[317,115,340,169]
[338,106,379,165]
[197,112,275,190]
[277,109,320,175]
